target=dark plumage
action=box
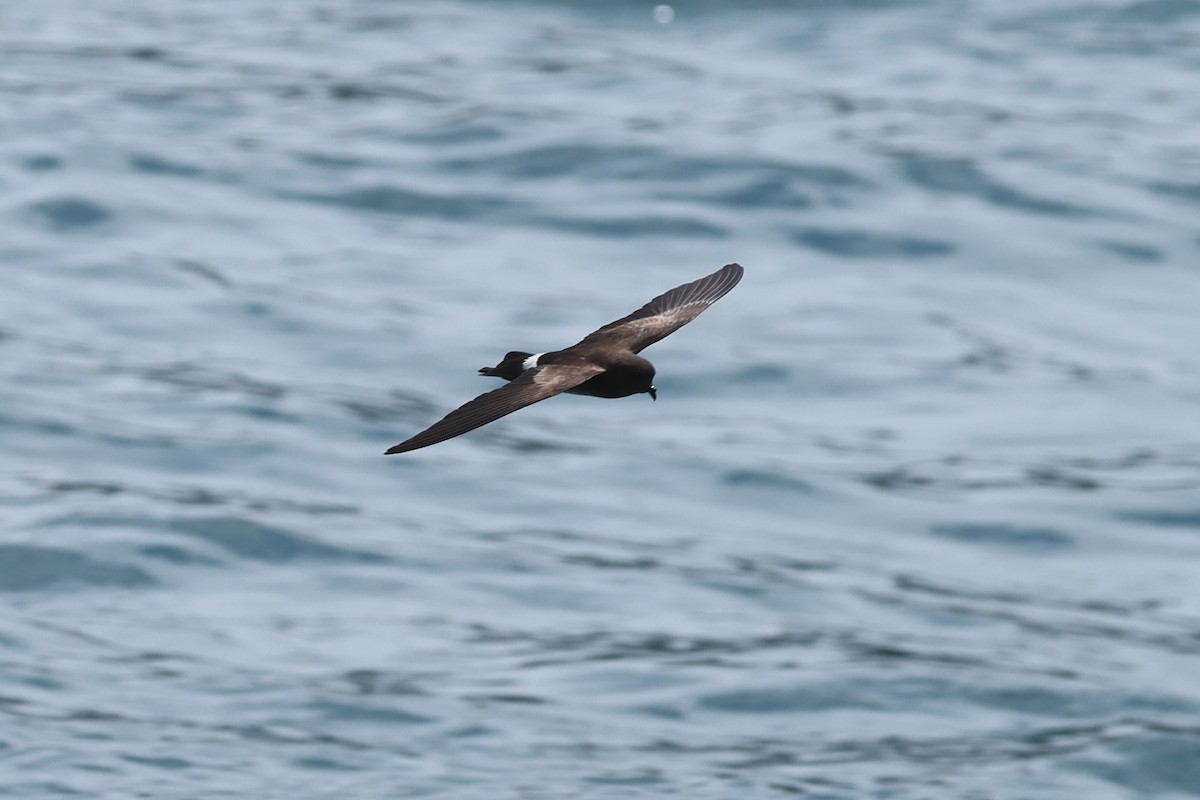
[385,263,744,454]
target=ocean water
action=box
[3,0,1200,797]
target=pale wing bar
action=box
[593,262,743,333]
[384,364,603,454]
[582,262,743,353]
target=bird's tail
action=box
[478,351,532,381]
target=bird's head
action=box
[647,384,657,401]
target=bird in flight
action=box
[385,262,744,454]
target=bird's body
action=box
[480,349,656,399]
[385,263,743,454]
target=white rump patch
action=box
[522,352,545,370]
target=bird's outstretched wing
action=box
[385,362,604,454]
[576,263,743,353]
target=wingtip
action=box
[712,262,744,291]
[713,262,744,286]
[384,444,404,455]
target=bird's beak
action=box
[648,386,657,401]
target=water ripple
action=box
[3,1,1200,798]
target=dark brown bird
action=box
[385,263,744,454]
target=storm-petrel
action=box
[385,262,744,454]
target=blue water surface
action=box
[3,1,1200,797]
